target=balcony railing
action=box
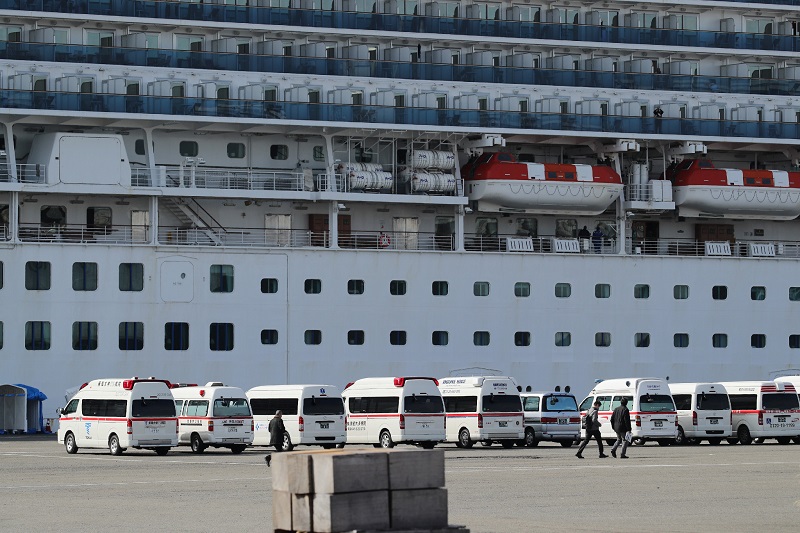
[3,89,799,141]
[3,1,800,52]
[132,166,309,191]
[18,223,150,243]
[2,41,798,98]
[0,163,47,183]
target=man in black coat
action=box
[610,398,632,458]
[576,400,607,459]
[264,410,286,467]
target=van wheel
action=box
[480,440,492,447]
[190,434,206,453]
[500,440,515,449]
[632,438,646,446]
[753,437,764,444]
[560,441,574,448]
[230,445,246,454]
[674,426,686,445]
[420,442,436,449]
[322,444,336,449]
[458,428,473,449]
[792,437,800,444]
[657,439,672,446]
[335,443,346,449]
[64,432,78,454]
[108,434,123,456]
[379,430,395,449]
[282,433,294,452]
[776,437,791,445]
[155,447,170,456]
[726,438,739,445]
[737,426,752,445]
[707,438,722,446]
[605,439,615,446]
[524,428,538,447]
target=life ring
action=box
[379,233,391,248]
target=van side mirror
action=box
[56,407,63,415]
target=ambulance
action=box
[172,382,253,453]
[773,376,800,444]
[718,381,800,445]
[519,389,581,447]
[247,384,346,450]
[579,378,677,445]
[438,376,524,448]
[668,382,732,445]
[57,377,178,456]
[342,377,445,448]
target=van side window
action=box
[523,396,540,411]
[250,398,299,416]
[443,396,478,412]
[729,394,757,410]
[673,394,692,411]
[63,398,79,415]
[481,395,522,412]
[596,395,612,411]
[174,399,184,415]
[82,399,126,417]
[544,395,579,412]
[578,397,594,411]
[348,396,399,413]
[185,399,209,417]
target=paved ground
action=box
[1,435,799,532]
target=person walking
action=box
[610,398,632,459]
[576,400,607,459]
[264,410,286,467]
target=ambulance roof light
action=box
[205,381,224,387]
[394,377,439,387]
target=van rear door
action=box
[762,393,800,433]
[403,394,445,439]
[303,396,346,444]
[130,397,177,445]
[637,394,676,437]
[482,394,523,438]
[212,398,252,443]
[695,392,730,436]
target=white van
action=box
[57,377,178,456]
[247,385,346,450]
[439,376,524,448]
[342,377,445,448]
[579,378,677,445]
[719,381,800,445]
[519,390,581,448]
[668,382,732,445]
[172,382,253,453]
[774,376,800,444]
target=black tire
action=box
[515,440,525,447]
[656,439,671,446]
[480,440,492,447]
[560,441,574,448]
[674,426,686,445]
[605,439,615,446]
[379,429,395,449]
[753,437,765,444]
[776,437,791,445]
[155,447,170,456]
[726,438,739,445]
[190,433,205,453]
[420,442,437,449]
[322,444,336,449]
[500,440,515,449]
[737,425,752,445]
[282,432,293,452]
[64,432,78,454]
[230,444,246,454]
[524,428,538,447]
[108,434,123,456]
[632,437,646,446]
[458,428,473,449]
[335,442,346,449]
[707,438,722,446]
[793,436,800,444]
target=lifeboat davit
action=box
[462,152,623,215]
[668,159,800,220]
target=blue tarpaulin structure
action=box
[14,384,48,433]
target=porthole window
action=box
[595,332,611,347]
[515,331,531,346]
[261,329,279,345]
[348,330,365,345]
[555,283,571,298]
[179,141,199,157]
[634,332,650,348]
[473,331,490,346]
[390,330,407,345]
[712,286,727,300]
[554,332,571,347]
[432,331,448,346]
[390,280,407,295]
[473,281,490,296]
[348,279,365,295]
[595,284,611,299]
[712,333,728,348]
[227,142,246,158]
[514,282,530,297]
[432,281,448,296]
[673,285,689,300]
[751,286,766,301]
[674,333,689,348]
[751,334,766,348]
[633,284,650,299]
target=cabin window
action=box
[25,321,51,350]
[210,323,234,351]
[175,34,203,51]
[745,18,773,34]
[432,281,448,296]
[473,331,490,346]
[790,335,800,349]
[348,279,365,295]
[41,205,66,227]
[348,330,365,345]
[390,330,407,345]
[595,283,611,298]
[390,280,407,295]
[475,217,498,237]
[304,278,322,294]
[634,332,650,348]
[751,286,766,300]
[595,332,611,347]
[165,322,189,350]
[712,333,728,348]
[271,144,288,160]
[119,322,144,350]
[355,146,373,163]
[135,139,146,155]
[0,26,22,42]
[119,263,144,291]
[673,285,689,299]
[432,331,449,346]
[72,321,98,350]
[515,331,531,346]
[555,219,577,238]
[554,332,571,347]
[179,141,199,157]
[72,262,98,291]
[497,153,514,162]
[87,207,112,229]
[25,261,51,290]
[564,172,575,180]
[790,287,800,301]
[261,278,279,293]
[516,217,537,237]
[674,333,689,348]
[555,283,571,298]
[227,143,246,158]
[261,329,279,345]
[634,284,650,299]
[313,146,325,161]
[712,285,727,300]
[304,330,322,345]
[474,281,490,296]
[761,178,771,185]
[210,264,234,293]
[514,282,530,297]
[745,177,756,185]
[751,334,766,348]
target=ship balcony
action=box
[132,166,309,192]
[17,223,149,244]
[6,1,800,54]
[0,163,47,184]
[624,183,676,212]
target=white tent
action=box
[0,384,27,434]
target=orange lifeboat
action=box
[462,152,623,215]
[668,159,800,220]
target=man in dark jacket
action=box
[610,398,632,459]
[576,400,607,459]
[264,410,286,467]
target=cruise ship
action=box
[2,1,800,416]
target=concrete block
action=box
[271,452,314,494]
[388,449,445,490]
[312,451,389,493]
[272,490,293,531]
[391,488,449,530]
[291,493,313,532]
[312,490,390,533]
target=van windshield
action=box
[696,393,730,411]
[213,398,251,417]
[303,397,345,415]
[482,394,522,412]
[638,394,675,413]
[763,393,800,410]
[543,395,578,412]
[132,399,175,418]
[404,395,445,414]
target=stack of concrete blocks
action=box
[272,448,462,533]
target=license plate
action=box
[498,421,508,427]
[654,420,663,427]
[319,422,329,429]
[148,427,160,433]
[227,427,238,432]
[710,419,719,425]
[558,418,567,425]
[777,417,787,422]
